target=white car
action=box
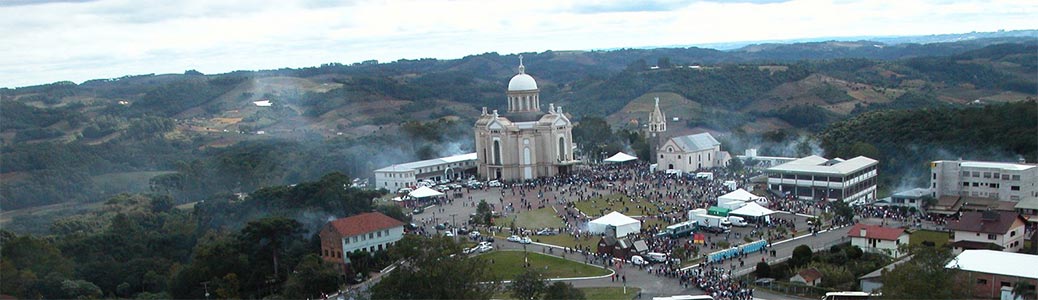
[445,231,455,237]
[469,231,481,238]
[630,255,649,266]
[507,235,522,242]
[488,180,503,187]
[477,244,493,253]
[519,237,532,244]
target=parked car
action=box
[630,255,649,266]
[462,247,477,254]
[507,235,522,242]
[519,237,532,244]
[488,180,503,187]
[704,226,728,234]
[477,244,493,253]
[469,231,481,238]
[445,231,454,237]
[435,223,447,230]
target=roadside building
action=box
[887,188,931,211]
[765,155,878,204]
[859,255,914,294]
[846,223,910,258]
[373,152,476,191]
[945,250,1038,299]
[319,212,405,273]
[945,211,1027,253]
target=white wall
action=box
[850,234,907,257]
[953,224,1025,252]
[342,226,405,256]
[374,170,416,191]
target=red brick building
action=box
[319,212,405,273]
[945,250,1038,299]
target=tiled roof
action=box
[946,211,1025,235]
[846,223,906,241]
[670,133,719,152]
[798,268,823,282]
[327,212,405,237]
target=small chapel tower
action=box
[647,97,667,163]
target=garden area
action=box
[479,250,611,280]
[751,243,892,297]
[908,229,951,248]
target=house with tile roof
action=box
[319,212,405,272]
[847,223,909,257]
[791,268,823,286]
[946,211,1026,253]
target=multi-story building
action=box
[320,212,405,273]
[847,223,910,257]
[946,211,1027,253]
[373,153,476,191]
[931,160,1038,202]
[765,155,878,204]
[657,132,731,172]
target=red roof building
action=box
[319,212,405,271]
[847,223,910,257]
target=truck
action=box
[688,209,730,230]
[655,221,696,238]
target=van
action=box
[631,255,648,266]
[646,252,668,263]
[728,216,748,227]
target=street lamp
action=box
[451,214,457,241]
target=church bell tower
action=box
[647,97,667,163]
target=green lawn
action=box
[510,207,565,229]
[479,250,610,280]
[581,287,641,300]
[493,287,640,300]
[573,195,648,218]
[910,229,951,248]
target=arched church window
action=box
[558,137,566,160]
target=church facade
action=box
[474,58,578,181]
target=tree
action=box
[543,281,586,300]
[509,269,547,300]
[370,235,498,299]
[880,245,968,299]
[239,217,304,278]
[791,245,813,268]
[475,200,492,225]
[755,262,771,278]
[1012,280,1037,300]
[282,254,340,299]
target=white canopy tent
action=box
[730,202,776,219]
[587,211,642,238]
[408,186,444,199]
[604,152,638,163]
[718,188,764,204]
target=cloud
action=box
[1,0,1036,87]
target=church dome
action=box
[508,73,537,91]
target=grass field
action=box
[92,171,176,194]
[510,207,565,229]
[573,195,649,218]
[479,250,610,280]
[581,287,641,300]
[493,286,639,300]
[910,229,951,248]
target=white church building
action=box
[657,132,731,172]
[473,57,579,181]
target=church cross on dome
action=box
[518,55,525,74]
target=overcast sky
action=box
[2,0,1035,88]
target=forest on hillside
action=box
[1,39,1036,214]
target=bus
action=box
[655,221,696,238]
[821,291,876,300]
